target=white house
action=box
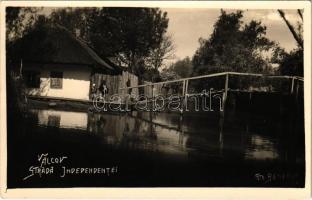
[15,23,135,101]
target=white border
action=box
[0,1,311,199]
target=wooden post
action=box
[219,116,224,155]
[181,80,186,113]
[295,79,300,100]
[219,74,228,154]
[182,80,186,96]
[151,84,154,111]
[225,73,229,98]
[184,80,189,111]
[20,59,23,77]
[222,73,229,113]
[290,77,295,94]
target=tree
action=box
[191,10,277,91]
[162,57,193,79]
[145,34,176,70]
[277,9,303,49]
[8,15,59,65]
[274,9,303,76]
[49,8,96,43]
[6,7,44,69]
[280,49,303,76]
[49,7,170,79]
[6,8,43,115]
[6,7,40,42]
[88,8,169,75]
[192,10,275,77]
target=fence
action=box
[119,72,304,105]
[91,71,139,101]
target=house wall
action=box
[24,64,92,100]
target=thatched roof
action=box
[11,23,121,74]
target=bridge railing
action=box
[119,72,303,101]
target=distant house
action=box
[11,23,138,101]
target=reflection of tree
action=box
[134,116,141,133]
[218,116,224,156]
[123,122,130,136]
[97,116,107,132]
[147,112,157,140]
[120,113,159,152]
[87,114,107,135]
[47,115,60,127]
[87,113,96,133]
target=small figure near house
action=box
[161,84,170,98]
[99,80,109,99]
[91,83,97,100]
[126,79,132,95]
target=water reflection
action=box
[29,109,292,162]
[245,135,279,160]
[31,109,88,130]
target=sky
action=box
[162,8,301,63]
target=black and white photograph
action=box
[0,1,311,198]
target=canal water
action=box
[7,107,305,188]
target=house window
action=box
[50,71,63,89]
[24,70,40,88]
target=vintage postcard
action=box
[0,1,311,199]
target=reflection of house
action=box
[34,109,88,130]
[31,108,189,156]
[13,23,138,101]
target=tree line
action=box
[6,8,303,84]
[163,9,303,82]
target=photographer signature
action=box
[254,172,299,184]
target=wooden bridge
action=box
[119,72,304,113]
